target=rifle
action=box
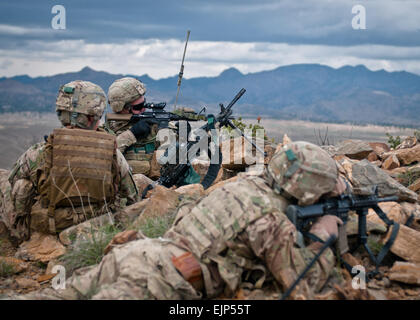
[142,88,265,196]
[105,101,203,131]
[286,186,400,280]
[280,187,400,299]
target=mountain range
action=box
[1,64,419,126]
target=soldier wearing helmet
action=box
[105,77,160,178]
[20,141,349,300]
[0,81,139,245]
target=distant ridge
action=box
[1,63,420,126]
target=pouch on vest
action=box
[44,128,117,233]
[183,166,201,185]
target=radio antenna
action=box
[174,30,190,111]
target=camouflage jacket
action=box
[165,175,335,298]
[8,133,139,226]
[104,119,158,154]
[12,175,336,301]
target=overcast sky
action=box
[1,0,420,78]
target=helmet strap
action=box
[70,112,78,127]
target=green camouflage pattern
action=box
[115,129,138,153]
[266,141,338,206]
[173,107,207,121]
[166,175,334,298]
[105,119,158,176]
[56,81,107,125]
[1,133,138,242]
[14,175,334,300]
[108,77,146,113]
[13,238,200,300]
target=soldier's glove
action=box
[130,120,151,139]
[309,215,343,242]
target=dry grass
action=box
[0,113,415,169]
[244,118,414,145]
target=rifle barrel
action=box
[225,88,246,111]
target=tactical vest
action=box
[167,176,289,297]
[105,118,158,175]
[39,128,117,233]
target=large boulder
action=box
[409,178,420,193]
[382,154,400,171]
[368,142,390,159]
[0,257,28,274]
[59,214,113,246]
[396,136,417,150]
[367,202,409,227]
[221,136,265,170]
[337,158,418,202]
[116,185,181,227]
[132,174,154,195]
[388,261,420,285]
[336,140,373,160]
[383,224,420,262]
[382,145,420,166]
[16,232,66,263]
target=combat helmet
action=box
[266,141,338,206]
[56,80,107,129]
[108,77,146,113]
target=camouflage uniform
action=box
[18,142,340,300]
[105,78,159,177]
[0,81,139,243]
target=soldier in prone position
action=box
[17,141,348,300]
[0,80,139,245]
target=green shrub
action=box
[224,117,267,140]
[137,213,176,238]
[59,224,122,274]
[0,260,15,278]
[386,133,401,149]
[414,130,420,141]
[397,169,420,188]
[367,237,384,255]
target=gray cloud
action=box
[0,0,419,46]
[1,0,420,78]
[2,39,420,78]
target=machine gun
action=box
[142,88,266,196]
[105,101,204,131]
[281,187,400,299]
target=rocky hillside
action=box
[1,64,420,126]
[1,134,420,299]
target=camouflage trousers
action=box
[17,238,202,300]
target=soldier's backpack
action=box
[38,128,118,233]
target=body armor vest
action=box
[39,128,117,233]
[105,117,158,175]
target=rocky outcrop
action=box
[337,158,418,202]
[382,154,400,170]
[383,145,420,166]
[388,261,420,285]
[15,232,66,263]
[336,140,373,160]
